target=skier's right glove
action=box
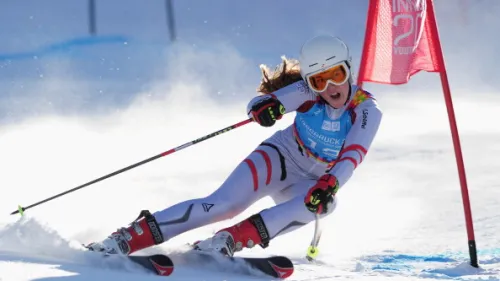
[304,174,339,214]
[249,96,285,127]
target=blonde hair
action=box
[257,56,304,95]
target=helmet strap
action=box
[344,83,352,106]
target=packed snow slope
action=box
[0,1,499,280]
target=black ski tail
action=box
[241,255,294,279]
[128,254,174,276]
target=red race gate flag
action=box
[358,0,442,84]
[357,0,478,268]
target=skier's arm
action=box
[246,81,317,118]
[328,98,383,187]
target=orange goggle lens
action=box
[307,63,349,92]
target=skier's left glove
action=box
[304,174,339,214]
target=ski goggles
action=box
[305,61,350,92]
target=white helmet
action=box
[299,35,352,82]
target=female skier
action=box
[86,34,383,257]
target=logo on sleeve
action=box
[361,109,368,129]
[297,81,312,94]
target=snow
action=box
[1,1,499,280]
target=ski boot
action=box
[193,214,271,257]
[85,210,164,255]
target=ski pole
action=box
[11,118,254,216]
[306,214,322,261]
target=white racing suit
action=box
[153,81,382,245]
[87,81,382,256]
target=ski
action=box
[127,254,174,276]
[189,251,294,279]
[84,244,292,278]
[83,243,174,277]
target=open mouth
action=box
[329,92,341,100]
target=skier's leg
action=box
[269,178,317,205]
[155,143,295,239]
[86,143,297,255]
[197,179,337,256]
[261,189,338,240]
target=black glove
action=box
[249,96,285,127]
[304,174,339,214]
